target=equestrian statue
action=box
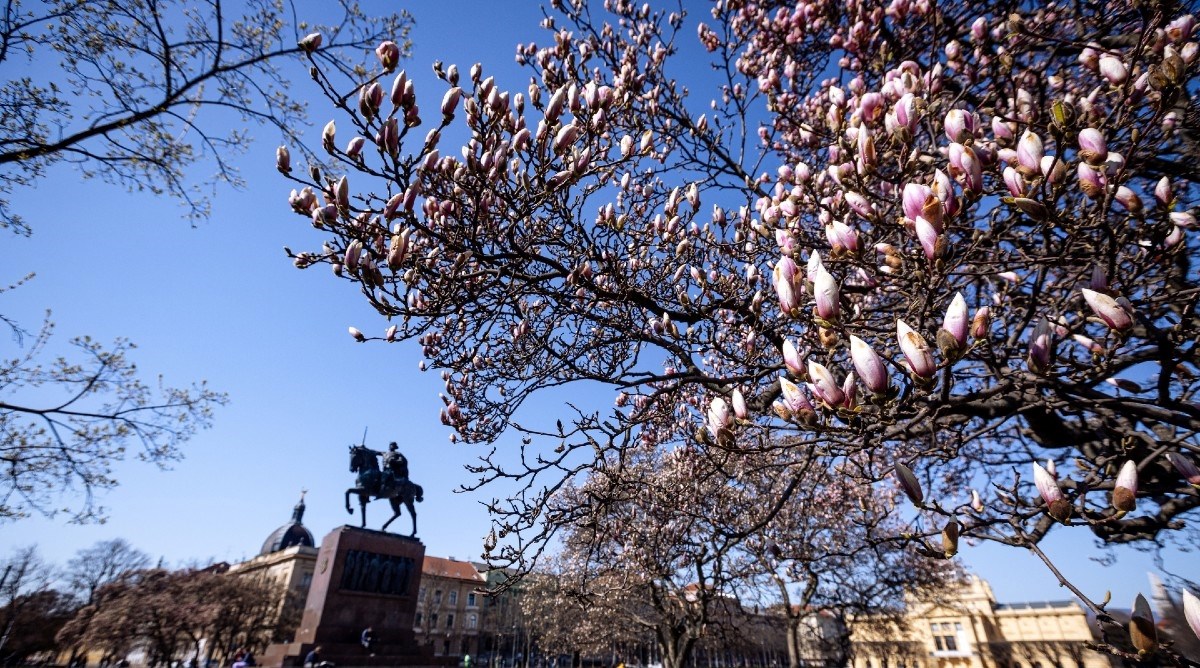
[346,440,423,536]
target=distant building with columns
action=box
[850,576,1113,668]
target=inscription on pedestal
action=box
[338,548,415,596]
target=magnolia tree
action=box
[734,460,953,668]
[281,0,1200,659]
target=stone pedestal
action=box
[264,526,433,667]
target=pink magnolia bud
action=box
[1130,594,1158,654]
[707,396,734,442]
[773,256,802,315]
[376,41,401,72]
[276,145,291,173]
[1027,318,1055,373]
[897,320,937,379]
[1167,14,1196,42]
[932,169,958,218]
[849,335,889,394]
[1081,288,1133,330]
[1099,54,1128,84]
[1183,589,1200,641]
[322,120,336,153]
[1033,462,1070,522]
[1077,163,1104,199]
[1077,128,1108,165]
[1171,211,1196,228]
[959,145,983,193]
[944,109,974,143]
[902,183,934,223]
[844,191,875,220]
[777,377,814,417]
[442,87,462,116]
[895,463,924,506]
[938,293,969,356]
[841,372,857,409]
[1114,186,1143,213]
[914,216,940,262]
[992,116,1015,142]
[349,326,366,342]
[782,338,805,377]
[860,92,884,122]
[731,389,748,420]
[1155,177,1173,207]
[971,306,990,340]
[1003,166,1026,197]
[807,360,845,407]
[1017,131,1043,175]
[813,265,841,321]
[826,220,859,254]
[894,93,919,132]
[298,32,322,54]
[1112,460,1138,512]
[391,71,408,107]
[1166,452,1200,486]
[971,489,984,512]
[345,136,365,159]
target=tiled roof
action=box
[423,555,485,582]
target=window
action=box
[449,590,458,605]
[434,589,443,604]
[420,586,427,601]
[468,592,477,607]
[931,623,958,652]
[468,614,478,629]
[431,613,439,628]
[300,573,312,589]
[446,613,455,629]
[416,612,423,626]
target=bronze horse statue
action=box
[346,445,423,536]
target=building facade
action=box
[227,493,319,639]
[850,577,1113,668]
[414,555,488,659]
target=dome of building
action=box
[260,492,315,555]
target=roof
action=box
[423,555,485,582]
[260,494,315,555]
[994,600,1078,611]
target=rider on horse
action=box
[362,442,408,495]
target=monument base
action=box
[263,526,438,667]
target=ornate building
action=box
[850,577,1114,668]
[413,555,488,659]
[227,493,319,627]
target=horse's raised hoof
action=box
[346,507,353,515]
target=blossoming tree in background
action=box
[281,0,1200,659]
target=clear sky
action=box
[2,0,1193,609]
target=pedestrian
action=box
[361,626,375,655]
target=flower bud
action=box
[849,335,890,395]
[1077,128,1108,165]
[1129,594,1158,655]
[298,32,323,54]
[895,463,924,506]
[813,264,840,321]
[349,326,366,342]
[345,137,365,159]
[1166,452,1200,487]
[1016,131,1043,175]
[1112,460,1138,512]
[1081,288,1133,331]
[941,519,960,557]
[376,41,401,73]
[897,320,936,379]
[1099,54,1128,84]
[938,293,969,358]
[782,338,805,377]
[1183,589,1199,641]
[1033,462,1070,523]
[322,120,336,153]
[1027,318,1055,373]
[276,145,291,173]
[971,306,990,340]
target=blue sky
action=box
[2,0,1193,608]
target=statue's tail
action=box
[414,483,424,503]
